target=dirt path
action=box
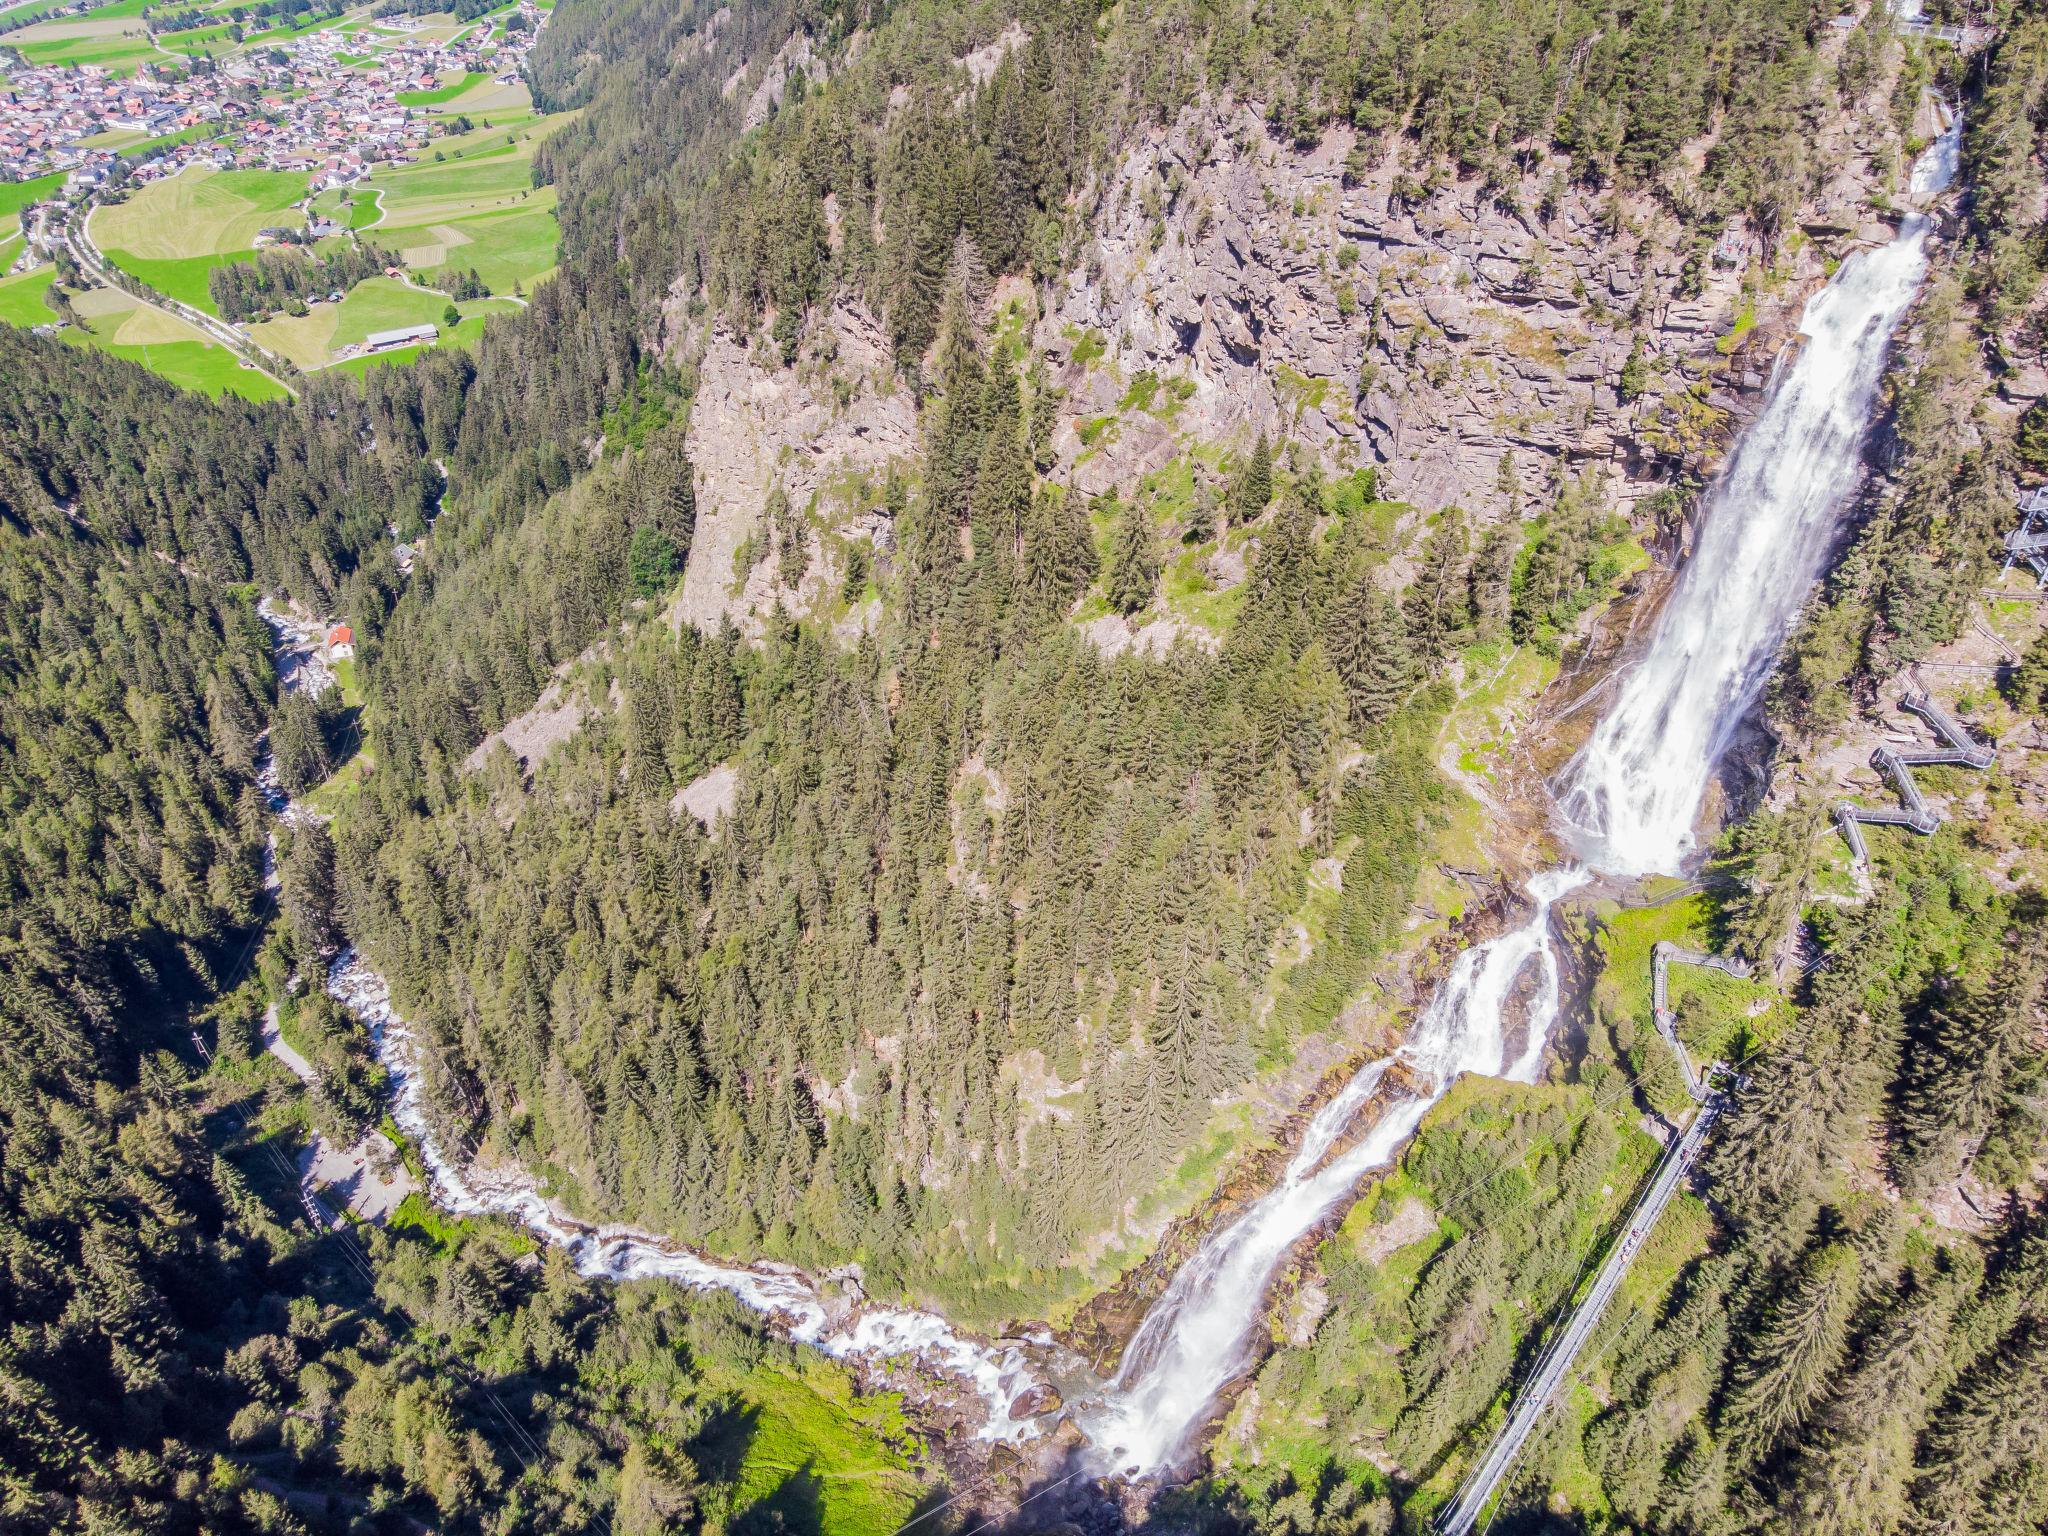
[263,1001,418,1224]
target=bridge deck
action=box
[1437,1095,1724,1534]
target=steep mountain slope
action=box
[336,0,1952,1337]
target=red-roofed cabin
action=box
[326,624,355,659]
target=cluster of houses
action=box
[0,66,222,181]
[1,0,540,187]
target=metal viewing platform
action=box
[2007,487,2048,586]
[1837,677,1996,865]
[1651,943,1752,1102]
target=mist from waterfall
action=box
[1073,112,1961,1478]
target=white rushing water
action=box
[1076,113,1963,1477]
[289,108,1962,1486]
[1556,112,1962,877]
[1077,870,1586,1474]
[325,952,1055,1441]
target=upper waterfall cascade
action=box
[1072,111,1962,1477]
[1556,111,1960,878]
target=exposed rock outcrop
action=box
[668,298,916,638]
[669,47,1908,642]
[1035,99,1879,520]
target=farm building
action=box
[363,322,438,353]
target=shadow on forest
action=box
[978,1451,1592,1536]
[731,1460,825,1536]
[691,1399,761,1486]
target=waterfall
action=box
[1074,114,1962,1478]
[1077,871,1584,1474]
[1556,111,1961,877]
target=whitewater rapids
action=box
[327,953,1056,1441]
[1076,869,1586,1474]
[1075,110,1963,1476]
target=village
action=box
[0,0,539,188]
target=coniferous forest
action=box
[3,0,2047,1533]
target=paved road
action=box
[63,206,301,397]
[1437,1094,1723,1535]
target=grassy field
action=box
[94,166,308,312]
[2,1,159,72]
[396,67,485,105]
[311,185,385,229]
[44,281,288,400]
[101,247,263,311]
[351,107,568,294]
[95,166,309,258]
[697,1355,924,1536]
[245,275,515,367]
[0,170,63,220]
[0,260,57,327]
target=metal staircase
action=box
[1837,680,1995,866]
[2006,487,2048,586]
[1651,942,1752,1102]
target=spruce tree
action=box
[971,365,1032,602]
[1327,573,1413,728]
[1105,492,1159,615]
[279,821,341,954]
[1723,1242,1862,1452]
[1234,431,1275,523]
[1402,507,1470,670]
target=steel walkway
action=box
[1836,680,1996,866]
[1436,1088,1725,1534]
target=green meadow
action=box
[244,274,515,368]
[0,171,64,221]
[397,68,486,105]
[28,281,288,400]
[0,261,58,327]
[94,166,308,313]
[2,0,159,72]
[352,108,571,295]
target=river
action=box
[291,110,1962,1482]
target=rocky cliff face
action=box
[666,298,915,637]
[670,51,1913,639]
[1038,96,1906,522]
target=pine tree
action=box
[279,821,341,954]
[1019,483,1096,617]
[1723,1242,1862,1453]
[1402,507,1470,670]
[1104,492,1159,615]
[1894,913,2048,1194]
[1468,521,1518,641]
[1907,1320,2048,1536]
[971,364,1032,607]
[1234,431,1275,523]
[2007,626,2048,713]
[1766,1276,1962,1536]
[1326,574,1413,729]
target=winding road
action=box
[62,203,300,397]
